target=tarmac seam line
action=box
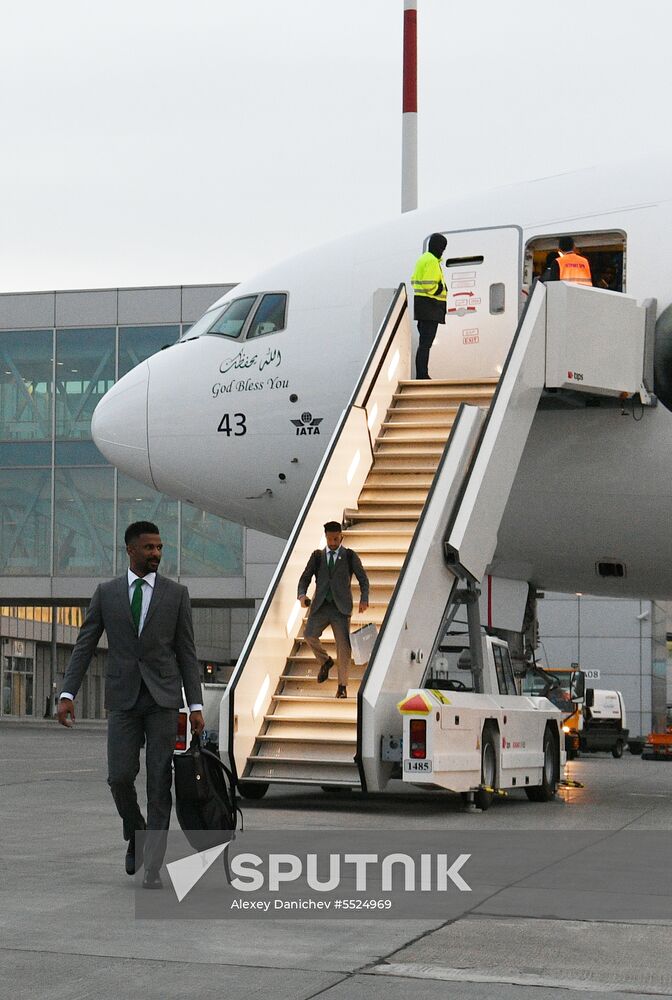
[367,962,672,996]
[0,945,359,976]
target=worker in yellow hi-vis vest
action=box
[410,233,448,379]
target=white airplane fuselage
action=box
[92,156,672,599]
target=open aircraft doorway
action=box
[524,230,627,294]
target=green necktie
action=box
[131,578,144,633]
[326,551,335,602]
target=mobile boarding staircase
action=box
[220,280,656,794]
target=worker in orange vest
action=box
[546,236,593,286]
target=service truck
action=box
[398,634,565,810]
[580,689,629,758]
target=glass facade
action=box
[55,327,115,439]
[180,506,244,577]
[0,469,51,575]
[0,320,244,579]
[54,467,115,576]
[0,330,53,441]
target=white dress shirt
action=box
[61,569,203,712]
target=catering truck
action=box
[398,634,565,810]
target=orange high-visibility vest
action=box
[557,251,592,286]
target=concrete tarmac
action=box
[2,721,672,1000]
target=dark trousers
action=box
[107,680,178,871]
[415,320,438,379]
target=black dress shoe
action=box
[336,685,347,699]
[317,657,334,683]
[125,838,136,876]
[142,868,163,890]
[125,825,146,875]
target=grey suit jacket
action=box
[62,574,203,712]
[297,547,369,617]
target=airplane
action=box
[91,153,672,601]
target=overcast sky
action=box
[2,0,671,292]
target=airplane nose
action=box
[91,361,154,483]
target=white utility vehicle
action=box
[580,689,628,758]
[399,634,564,809]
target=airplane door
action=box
[428,226,522,380]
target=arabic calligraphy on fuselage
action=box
[219,347,282,375]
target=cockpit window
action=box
[206,297,258,338]
[246,293,287,340]
[179,296,258,342]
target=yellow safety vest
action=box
[411,252,446,303]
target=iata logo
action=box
[291,412,323,436]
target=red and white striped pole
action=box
[401,0,418,213]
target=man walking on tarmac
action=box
[298,521,369,699]
[410,232,448,379]
[57,521,205,890]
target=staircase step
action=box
[269,708,357,722]
[371,455,440,468]
[374,442,444,455]
[256,731,357,744]
[343,510,418,525]
[359,488,430,503]
[390,399,462,412]
[397,378,498,391]
[379,427,451,442]
[382,416,456,428]
[266,712,357,724]
[245,762,360,784]
[280,669,363,683]
[363,473,435,488]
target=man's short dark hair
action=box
[323,521,342,533]
[125,521,160,545]
[558,235,575,253]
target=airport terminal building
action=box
[0,283,667,737]
[0,284,285,719]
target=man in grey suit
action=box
[298,520,369,699]
[57,521,204,889]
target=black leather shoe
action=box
[125,838,136,876]
[317,657,334,683]
[142,868,163,890]
[125,822,146,875]
[336,685,347,699]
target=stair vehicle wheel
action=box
[474,726,497,811]
[612,739,624,759]
[237,781,269,800]
[525,726,558,802]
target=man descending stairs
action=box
[297,520,370,701]
[242,379,498,790]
